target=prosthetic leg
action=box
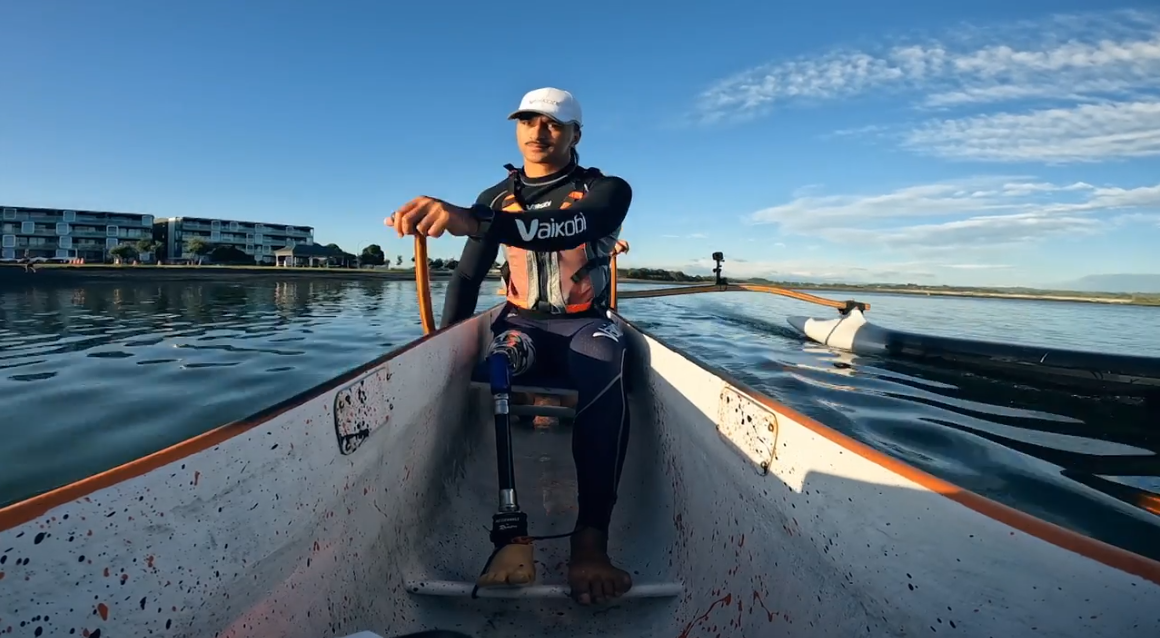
[476,330,538,589]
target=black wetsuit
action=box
[442,160,633,533]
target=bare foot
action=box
[476,542,536,588]
[568,527,632,605]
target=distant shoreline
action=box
[0,264,496,286]
[792,285,1150,306]
[3,266,1156,307]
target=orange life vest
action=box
[496,165,619,315]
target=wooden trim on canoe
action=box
[620,316,1160,586]
[0,308,497,532]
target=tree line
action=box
[103,237,507,271]
[107,239,163,263]
[354,243,499,271]
[617,267,708,282]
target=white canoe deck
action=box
[399,395,683,632]
[0,307,1158,638]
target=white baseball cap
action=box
[507,87,583,127]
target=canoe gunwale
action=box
[617,315,1160,586]
[0,301,508,531]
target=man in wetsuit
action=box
[384,87,633,606]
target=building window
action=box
[106,225,119,237]
[106,237,120,249]
[1,248,14,259]
[229,221,240,231]
[56,222,71,235]
[141,214,153,225]
[63,210,77,222]
[2,208,15,220]
[210,220,221,230]
[245,244,255,253]
[21,221,35,234]
[1,235,15,248]
[58,236,73,249]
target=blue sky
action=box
[2,0,1158,287]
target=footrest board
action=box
[404,580,683,599]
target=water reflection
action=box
[0,277,444,508]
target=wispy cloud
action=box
[692,9,1160,163]
[748,177,1160,252]
[943,263,1013,270]
[903,101,1160,163]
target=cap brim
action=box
[507,109,563,122]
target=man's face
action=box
[516,114,578,165]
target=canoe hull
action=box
[1,307,1157,638]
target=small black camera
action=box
[711,251,726,285]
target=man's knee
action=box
[571,320,626,365]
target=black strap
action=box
[499,163,602,210]
[570,255,611,283]
[502,163,528,210]
[573,166,603,191]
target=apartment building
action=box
[154,217,315,264]
[2,205,154,261]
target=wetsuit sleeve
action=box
[477,176,632,252]
[439,189,503,329]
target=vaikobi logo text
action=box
[515,214,587,242]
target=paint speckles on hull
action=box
[717,387,778,476]
[0,315,485,638]
[334,366,396,454]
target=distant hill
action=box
[1054,274,1160,294]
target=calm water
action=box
[1,277,1157,559]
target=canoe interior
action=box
[0,307,1157,638]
